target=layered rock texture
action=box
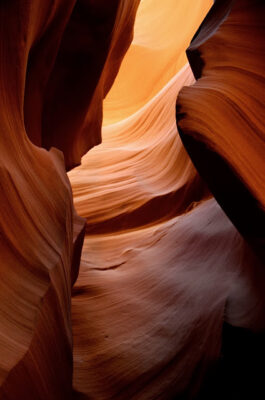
[176,0,265,262]
[0,1,139,399]
[0,0,264,399]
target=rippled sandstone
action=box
[70,0,265,398]
[0,0,264,399]
[0,1,139,399]
[176,0,265,261]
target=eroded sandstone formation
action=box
[23,0,140,170]
[0,1,139,399]
[69,65,208,234]
[69,0,265,398]
[176,0,265,261]
[0,0,264,399]
[102,0,212,125]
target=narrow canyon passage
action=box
[68,1,265,398]
[0,0,264,399]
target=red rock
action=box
[0,1,139,398]
[176,0,265,261]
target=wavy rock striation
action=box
[69,64,208,234]
[72,197,265,400]
[0,1,139,398]
[1,0,264,398]
[176,0,265,261]
[70,0,265,398]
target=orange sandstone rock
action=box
[176,0,265,260]
[0,0,139,398]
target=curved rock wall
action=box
[70,0,265,398]
[103,0,213,125]
[176,0,265,260]
[69,65,208,234]
[0,0,264,398]
[0,1,139,398]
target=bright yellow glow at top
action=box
[103,0,213,125]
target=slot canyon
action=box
[0,0,264,399]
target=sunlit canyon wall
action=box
[0,0,264,399]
